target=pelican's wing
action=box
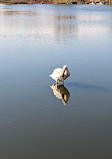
[52,68,62,74]
[50,68,63,81]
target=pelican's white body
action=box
[49,65,70,82]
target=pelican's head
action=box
[63,65,67,69]
[63,65,70,77]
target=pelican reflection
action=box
[50,84,70,105]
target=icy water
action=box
[0,4,112,159]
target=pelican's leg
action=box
[56,81,58,84]
[62,81,64,85]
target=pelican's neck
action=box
[61,66,66,77]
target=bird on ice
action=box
[49,65,70,83]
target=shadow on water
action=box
[66,82,105,90]
[50,84,70,105]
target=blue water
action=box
[0,4,112,159]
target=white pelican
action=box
[49,65,70,83]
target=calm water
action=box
[0,4,112,159]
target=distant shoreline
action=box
[0,0,111,5]
[0,2,112,5]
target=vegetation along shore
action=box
[0,0,112,5]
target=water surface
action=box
[0,4,112,159]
